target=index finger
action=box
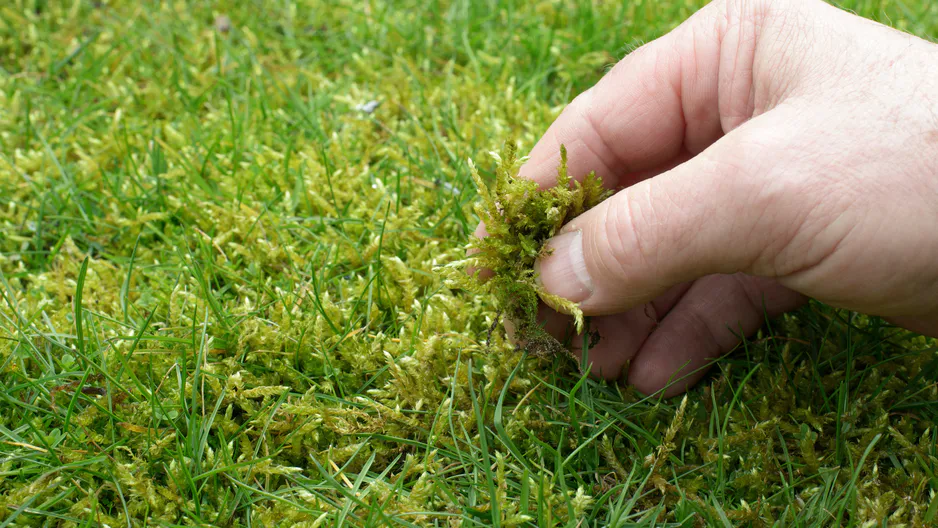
[516,1,734,191]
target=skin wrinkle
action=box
[790,205,924,313]
[758,198,815,278]
[521,94,620,188]
[676,308,721,364]
[648,179,699,288]
[748,1,798,113]
[660,178,704,273]
[913,93,938,190]
[650,282,692,322]
[675,293,738,364]
[549,104,597,176]
[721,1,763,120]
[839,230,928,309]
[774,204,857,283]
[572,136,621,188]
[614,101,682,166]
[665,30,686,146]
[698,284,751,351]
[580,101,631,185]
[745,169,823,276]
[762,113,888,279]
[596,200,637,303]
[740,193,778,275]
[627,56,686,167]
[791,215,862,290]
[734,125,806,263]
[905,70,938,167]
[756,2,814,106]
[611,149,692,193]
[569,88,627,178]
[683,149,753,272]
[681,24,722,153]
[727,131,809,274]
[625,184,664,284]
[719,17,755,131]
[730,274,772,317]
[677,26,729,154]
[787,7,854,100]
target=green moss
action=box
[454,141,611,356]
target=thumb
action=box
[534,122,802,316]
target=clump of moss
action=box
[455,140,612,356]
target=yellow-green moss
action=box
[450,141,610,356]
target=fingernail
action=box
[534,230,593,303]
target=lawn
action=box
[1,0,938,526]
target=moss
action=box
[452,141,611,356]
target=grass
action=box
[0,0,937,526]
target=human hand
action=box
[477,0,938,396]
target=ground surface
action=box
[1,1,938,526]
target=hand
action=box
[478,0,938,396]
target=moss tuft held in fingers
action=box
[450,141,611,356]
